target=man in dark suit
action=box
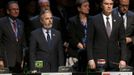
[30,10,64,72]
[87,0,127,71]
[112,0,134,67]
[30,0,68,65]
[0,1,26,73]
[67,0,91,72]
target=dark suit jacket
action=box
[51,7,73,42]
[30,28,64,72]
[30,15,61,31]
[113,7,134,46]
[67,15,92,57]
[87,13,127,65]
[0,16,26,67]
[113,7,134,66]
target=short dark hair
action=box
[6,1,18,9]
[101,0,114,5]
[75,0,89,8]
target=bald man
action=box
[38,0,50,10]
[113,0,134,67]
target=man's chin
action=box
[44,26,52,29]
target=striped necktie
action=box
[106,17,111,37]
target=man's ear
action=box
[40,18,43,24]
[77,7,80,12]
[7,9,10,14]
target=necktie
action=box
[13,20,17,33]
[121,15,126,29]
[12,20,18,41]
[106,17,111,37]
[46,30,51,48]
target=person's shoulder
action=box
[0,17,9,27]
[0,16,8,22]
[31,28,42,34]
[112,7,118,12]
[17,18,24,23]
[92,13,101,20]
[53,16,60,21]
[128,10,134,16]
[30,15,39,21]
[52,28,61,34]
[88,15,93,19]
[69,15,78,21]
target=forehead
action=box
[39,2,49,6]
[120,0,129,3]
[103,0,113,3]
[82,1,89,5]
[41,12,52,18]
[8,3,19,8]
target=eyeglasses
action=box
[119,4,129,7]
[9,8,19,11]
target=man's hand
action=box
[77,42,84,49]
[88,59,96,69]
[119,60,126,69]
[126,37,132,44]
[21,60,24,69]
[0,60,4,69]
[64,42,69,52]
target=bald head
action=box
[38,0,50,11]
[119,0,129,14]
[119,0,129,4]
[38,0,49,3]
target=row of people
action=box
[0,0,134,73]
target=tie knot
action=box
[46,30,49,34]
[120,13,124,16]
[106,16,109,20]
[13,20,16,24]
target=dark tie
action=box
[120,13,125,27]
[121,15,124,24]
[13,20,17,33]
[46,30,51,48]
[12,20,18,41]
[106,17,111,37]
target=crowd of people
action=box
[0,0,134,73]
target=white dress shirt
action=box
[42,28,52,41]
[118,12,127,29]
[102,14,113,30]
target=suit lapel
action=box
[6,17,17,41]
[51,29,56,47]
[100,14,109,37]
[76,16,84,34]
[40,28,47,42]
[126,13,131,30]
[111,14,117,38]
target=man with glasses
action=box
[0,1,26,73]
[113,0,134,68]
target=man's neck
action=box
[8,15,17,20]
[79,13,87,22]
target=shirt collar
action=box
[8,17,17,23]
[42,28,51,33]
[118,12,126,17]
[102,13,112,20]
